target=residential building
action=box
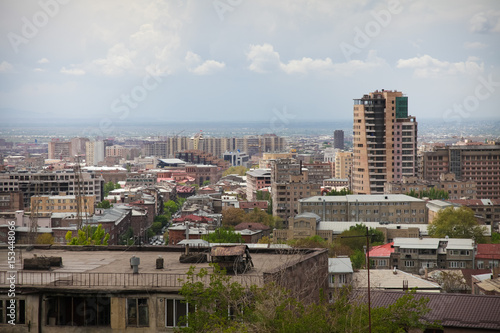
[48,139,71,160]
[334,150,352,180]
[0,170,104,209]
[475,244,500,269]
[418,142,500,199]
[70,137,89,156]
[30,193,95,216]
[352,90,417,194]
[246,169,271,201]
[391,237,475,274]
[234,222,271,243]
[384,173,477,200]
[299,194,427,224]
[447,199,500,230]
[368,243,394,269]
[270,159,321,223]
[0,246,328,332]
[303,161,334,183]
[354,269,441,292]
[0,191,23,212]
[333,130,344,149]
[85,140,105,166]
[328,257,353,289]
[259,152,296,168]
[323,178,349,189]
[106,144,129,159]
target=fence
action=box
[0,271,263,288]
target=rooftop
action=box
[368,242,395,258]
[393,237,474,250]
[301,194,425,204]
[328,257,353,274]
[354,269,441,291]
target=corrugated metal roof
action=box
[369,291,500,330]
[328,257,353,274]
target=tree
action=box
[223,165,249,176]
[428,206,486,243]
[96,200,112,209]
[257,235,271,244]
[492,232,500,244]
[103,181,121,197]
[288,235,327,248]
[177,265,439,333]
[151,221,163,234]
[154,214,170,227]
[202,180,211,186]
[119,227,135,245]
[407,187,449,200]
[326,188,353,196]
[202,227,243,243]
[350,249,366,269]
[337,224,384,251]
[222,207,246,227]
[164,200,179,216]
[65,224,110,245]
[36,233,54,245]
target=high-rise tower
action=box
[352,90,417,194]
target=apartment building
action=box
[447,198,500,230]
[418,142,500,199]
[334,150,352,180]
[391,237,475,274]
[48,139,71,160]
[384,173,477,200]
[352,90,417,194]
[85,140,105,166]
[270,159,321,223]
[299,194,427,224]
[303,161,334,183]
[0,170,104,209]
[246,169,271,201]
[30,193,95,215]
[333,130,344,149]
[0,246,328,332]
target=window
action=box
[166,298,192,328]
[477,260,484,269]
[404,261,414,267]
[377,259,387,266]
[127,298,149,327]
[0,299,25,324]
[46,296,110,326]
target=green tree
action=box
[202,227,243,243]
[428,206,486,243]
[66,224,110,245]
[96,200,112,209]
[154,214,170,227]
[337,224,384,251]
[407,187,449,200]
[119,227,135,245]
[288,235,327,248]
[103,181,121,197]
[223,165,249,176]
[492,232,500,244]
[350,249,366,269]
[202,180,211,186]
[326,188,353,196]
[151,221,162,234]
[164,200,179,216]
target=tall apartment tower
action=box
[352,90,417,194]
[48,139,71,160]
[333,130,344,149]
[85,141,105,166]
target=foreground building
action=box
[0,245,327,332]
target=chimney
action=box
[424,267,428,279]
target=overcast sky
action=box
[1,0,499,129]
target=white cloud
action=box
[37,58,50,64]
[0,61,13,72]
[396,55,484,78]
[34,68,46,72]
[463,41,487,49]
[247,44,282,73]
[247,44,386,75]
[60,66,86,76]
[185,51,225,75]
[92,43,136,76]
[469,11,500,33]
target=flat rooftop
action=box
[0,246,308,291]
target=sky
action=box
[0,0,499,133]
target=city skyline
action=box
[1,1,500,131]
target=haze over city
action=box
[1,0,500,132]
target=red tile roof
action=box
[476,244,500,260]
[368,242,394,258]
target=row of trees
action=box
[222,207,282,229]
[407,187,449,200]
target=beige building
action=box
[246,169,271,201]
[270,159,321,223]
[334,151,352,179]
[86,141,105,166]
[299,194,427,224]
[352,90,417,194]
[384,173,477,200]
[106,145,129,159]
[48,139,71,160]
[30,193,95,215]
